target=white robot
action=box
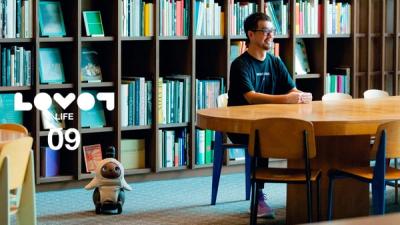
[85,147,132,214]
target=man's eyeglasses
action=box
[252,28,276,35]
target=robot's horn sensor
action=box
[106,146,116,159]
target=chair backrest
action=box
[322,93,352,101]
[248,118,316,159]
[363,89,389,99]
[217,93,228,108]
[0,124,28,135]
[0,137,33,190]
[370,120,400,159]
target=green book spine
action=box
[205,129,212,164]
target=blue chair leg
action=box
[327,175,335,220]
[245,149,251,200]
[372,130,387,215]
[211,131,224,205]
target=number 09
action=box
[48,128,81,151]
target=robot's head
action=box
[101,162,121,179]
[85,157,132,191]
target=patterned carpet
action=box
[35,173,285,225]
[11,172,400,225]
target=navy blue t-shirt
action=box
[228,52,295,106]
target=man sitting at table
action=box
[228,12,313,218]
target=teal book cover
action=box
[80,90,106,128]
[83,11,105,37]
[39,1,66,37]
[81,47,103,82]
[39,48,65,84]
[0,94,23,124]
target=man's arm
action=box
[244,88,312,104]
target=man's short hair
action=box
[244,13,271,45]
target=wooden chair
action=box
[0,124,28,135]
[0,124,29,209]
[363,89,389,99]
[322,93,352,101]
[362,89,398,203]
[327,120,400,219]
[248,118,321,224]
[211,93,251,204]
[0,136,36,225]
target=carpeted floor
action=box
[11,172,400,225]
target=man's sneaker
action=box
[249,193,275,218]
[257,195,275,218]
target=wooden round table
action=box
[197,96,400,223]
[0,129,27,148]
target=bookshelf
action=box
[0,0,399,187]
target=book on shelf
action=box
[0,93,23,124]
[295,0,320,35]
[0,0,32,38]
[229,1,258,35]
[295,39,310,75]
[194,0,223,36]
[228,147,246,161]
[122,77,152,126]
[82,144,103,173]
[196,77,224,110]
[1,46,32,87]
[326,67,351,94]
[159,0,189,36]
[38,1,66,37]
[121,139,146,170]
[195,129,205,165]
[121,0,154,37]
[80,90,106,128]
[83,11,105,37]
[41,101,65,130]
[157,75,190,124]
[195,129,215,165]
[160,129,187,168]
[40,147,60,177]
[327,1,351,35]
[39,48,65,84]
[230,41,246,63]
[164,74,191,123]
[81,47,103,82]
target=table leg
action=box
[211,131,224,205]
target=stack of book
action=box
[159,0,189,36]
[1,46,32,87]
[121,0,154,37]
[194,0,223,36]
[295,0,321,35]
[327,0,351,35]
[264,0,289,35]
[157,75,190,124]
[158,128,188,168]
[121,77,152,127]
[229,0,258,35]
[326,67,351,94]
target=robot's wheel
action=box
[95,205,102,214]
[117,204,122,214]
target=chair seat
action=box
[255,168,321,182]
[335,167,400,181]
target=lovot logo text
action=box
[14,92,115,111]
